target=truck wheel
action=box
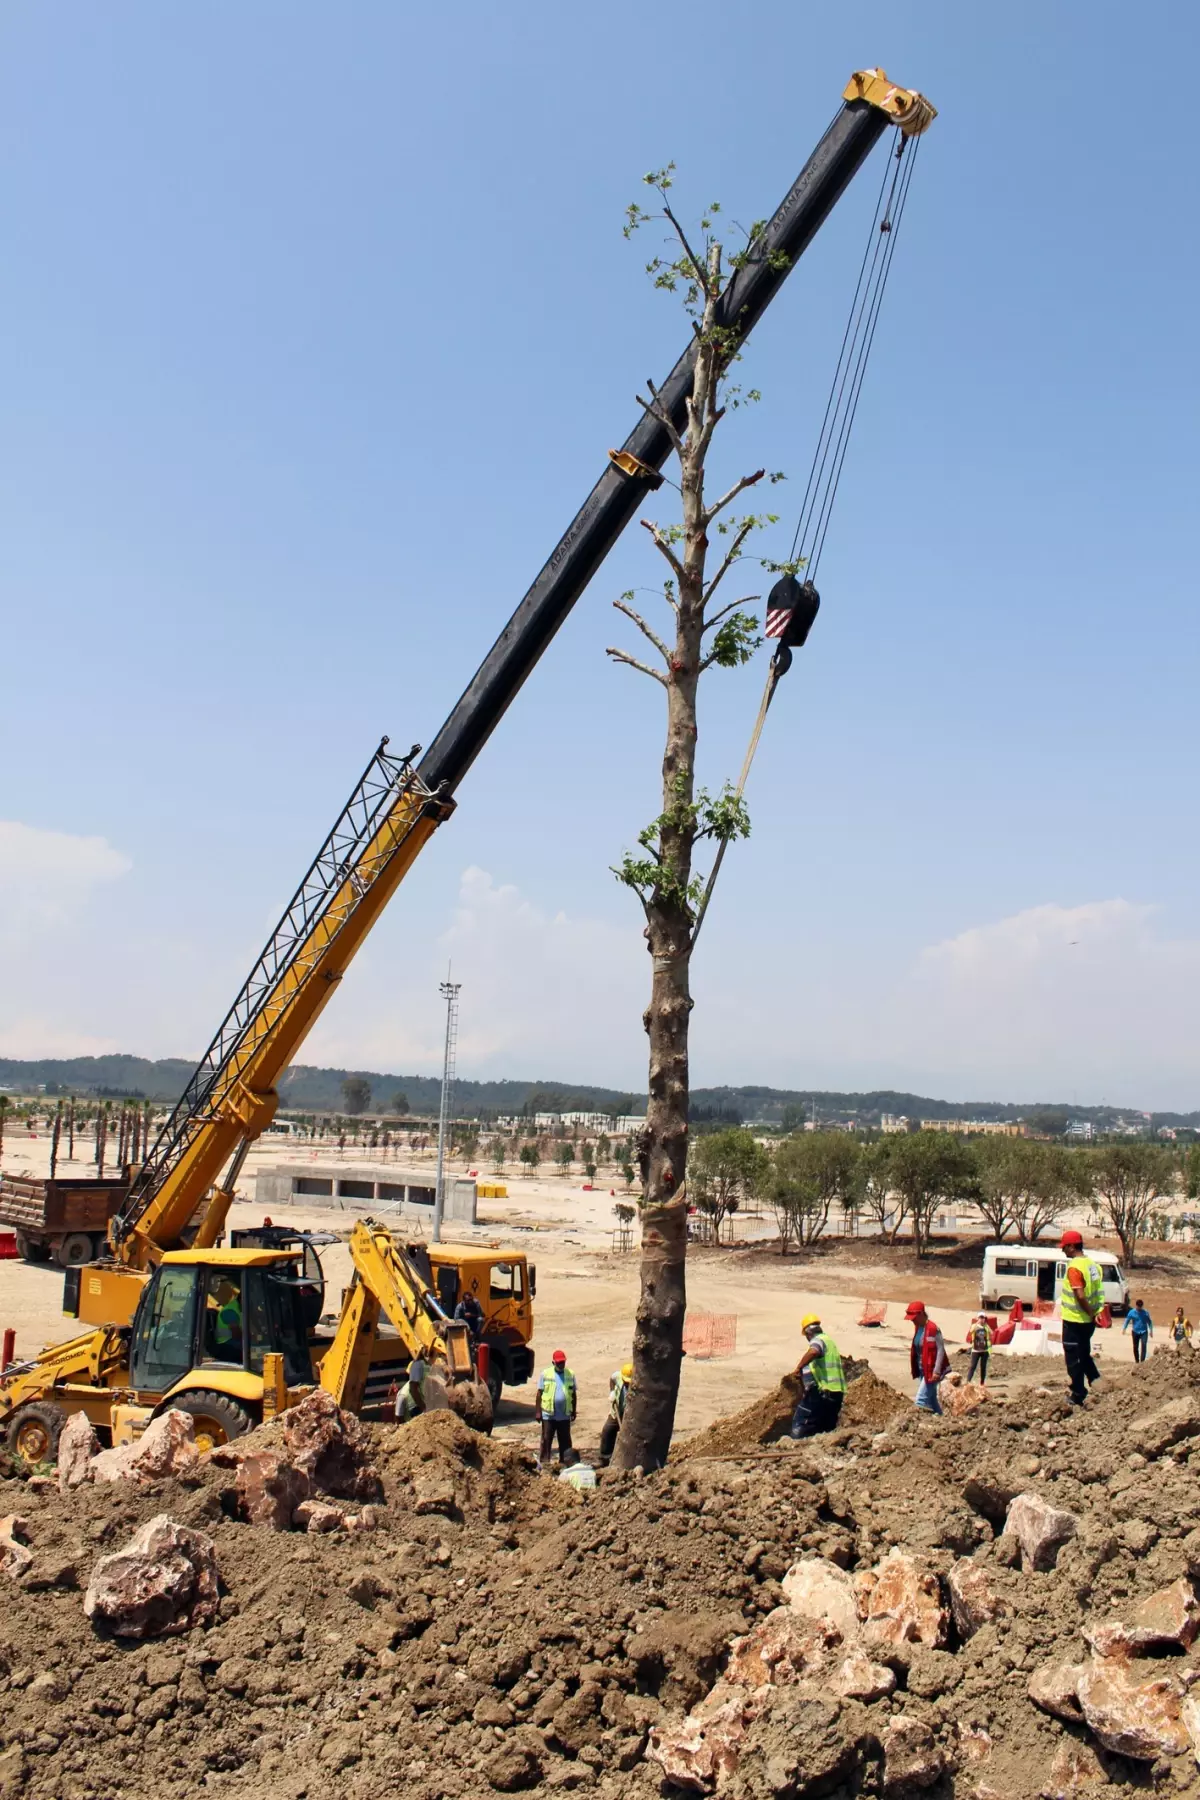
[5,1401,68,1466]
[167,1390,253,1454]
[54,1233,95,1269]
[14,1232,50,1264]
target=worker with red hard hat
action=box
[905,1300,949,1414]
[1059,1228,1104,1407]
[537,1347,577,1470]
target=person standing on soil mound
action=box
[1060,1228,1104,1407]
[906,1301,949,1414]
[790,1314,847,1438]
[537,1349,577,1470]
[598,1361,632,1464]
[1172,1307,1193,1352]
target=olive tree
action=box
[690,1128,771,1243]
[771,1132,861,1249]
[1089,1142,1176,1266]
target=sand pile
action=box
[3,1349,1200,1797]
[672,1356,896,1459]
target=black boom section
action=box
[418,99,888,797]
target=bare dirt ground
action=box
[6,1328,1200,1797]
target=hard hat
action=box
[1061,1228,1083,1249]
[800,1313,821,1330]
[621,1362,634,1380]
[552,1349,567,1364]
[904,1301,926,1320]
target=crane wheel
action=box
[14,1231,50,1264]
[167,1390,254,1454]
[5,1400,69,1467]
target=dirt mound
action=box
[674,1355,878,1459]
[4,1349,1200,1797]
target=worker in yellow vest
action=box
[598,1361,633,1464]
[537,1348,577,1469]
[790,1313,847,1438]
[1059,1228,1104,1407]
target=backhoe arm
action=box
[318,1220,473,1409]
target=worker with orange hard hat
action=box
[1059,1228,1104,1407]
[790,1313,847,1439]
[537,1348,577,1470]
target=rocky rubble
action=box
[2,1354,1200,1796]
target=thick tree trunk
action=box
[614,1197,688,1468]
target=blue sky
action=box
[2,4,1197,1108]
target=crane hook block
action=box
[843,69,936,136]
[608,449,665,489]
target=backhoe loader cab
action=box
[126,1248,315,1447]
[425,1246,535,1404]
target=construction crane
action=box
[0,70,933,1462]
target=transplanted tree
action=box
[860,1137,902,1242]
[341,1076,372,1116]
[887,1131,978,1256]
[771,1131,861,1251]
[690,1128,771,1244]
[1089,1142,1176,1266]
[609,169,787,1470]
[972,1137,1093,1244]
[391,1090,411,1117]
[555,1141,574,1178]
[519,1143,541,1178]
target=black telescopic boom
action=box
[418,98,889,798]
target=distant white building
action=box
[880,1114,909,1135]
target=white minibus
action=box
[980,1243,1128,1316]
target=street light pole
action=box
[432,971,461,1244]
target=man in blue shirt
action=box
[1123,1299,1153,1363]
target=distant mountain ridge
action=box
[0,1054,1196,1128]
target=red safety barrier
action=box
[1033,1300,1055,1317]
[1096,1305,1113,1329]
[0,1232,17,1260]
[1008,1300,1025,1323]
[858,1301,888,1328]
[682,1313,738,1360]
[476,1343,491,1385]
[1,1329,14,1373]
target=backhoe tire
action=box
[14,1231,50,1264]
[6,1400,68,1467]
[54,1232,95,1269]
[167,1390,254,1454]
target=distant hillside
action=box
[0,1054,1195,1129]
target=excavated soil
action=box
[4,1352,1200,1797]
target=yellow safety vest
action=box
[808,1334,846,1394]
[1060,1255,1103,1324]
[539,1367,576,1415]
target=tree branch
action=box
[701,520,757,605]
[701,595,759,636]
[606,647,668,686]
[660,199,711,296]
[640,517,684,581]
[704,468,765,526]
[638,383,685,454]
[613,597,670,661]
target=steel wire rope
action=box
[690,135,920,952]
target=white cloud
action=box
[0,1017,120,1059]
[0,820,131,942]
[305,865,647,1080]
[891,899,1200,1106]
